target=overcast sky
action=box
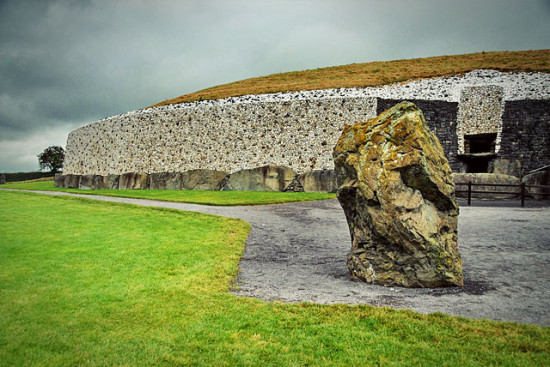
[1,0,549,173]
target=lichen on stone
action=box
[334,101,463,288]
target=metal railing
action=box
[454,182,550,207]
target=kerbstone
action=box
[223,165,296,192]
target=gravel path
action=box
[14,190,550,326]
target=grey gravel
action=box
[15,190,550,326]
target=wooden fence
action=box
[454,182,550,207]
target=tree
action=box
[38,146,65,173]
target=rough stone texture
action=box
[104,174,120,189]
[148,172,181,190]
[522,167,550,200]
[79,174,107,190]
[79,174,94,190]
[452,173,521,199]
[223,164,296,191]
[118,172,148,190]
[283,177,305,192]
[63,79,549,180]
[334,101,463,288]
[491,158,521,177]
[64,97,376,176]
[500,100,550,176]
[0,174,5,185]
[63,174,81,189]
[457,86,504,154]
[54,173,64,187]
[181,169,228,190]
[297,170,338,193]
[377,99,460,172]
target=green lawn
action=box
[1,181,336,206]
[1,191,549,366]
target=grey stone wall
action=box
[500,100,550,176]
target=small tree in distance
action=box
[38,146,65,173]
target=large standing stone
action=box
[333,101,463,288]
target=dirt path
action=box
[13,190,550,326]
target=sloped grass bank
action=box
[1,191,549,366]
[1,181,335,205]
[152,50,550,106]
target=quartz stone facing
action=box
[63,72,549,182]
[64,98,377,176]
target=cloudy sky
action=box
[1,0,549,173]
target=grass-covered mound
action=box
[152,50,550,107]
[1,190,549,366]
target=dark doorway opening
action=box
[464,133,497,154]
[460,133,498,173]
[464,158,490,173]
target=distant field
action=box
[1,180,336,206]
[151,49,550,107]
[1,190,549,366]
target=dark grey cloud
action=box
[1,0,549,172]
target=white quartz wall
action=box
[65,97,377,175]
[63,70,550,175]
[457,86,504,153]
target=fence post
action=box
[520,182,526,207]
[467,181,472,206]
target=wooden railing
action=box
[454,182,550,207]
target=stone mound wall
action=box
[63,70,550,184]
[64,98,376,176]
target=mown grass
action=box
[1,181,336,206]
[151,50,550,107]
[1,190,549,366]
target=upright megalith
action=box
[333,101,463,288]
